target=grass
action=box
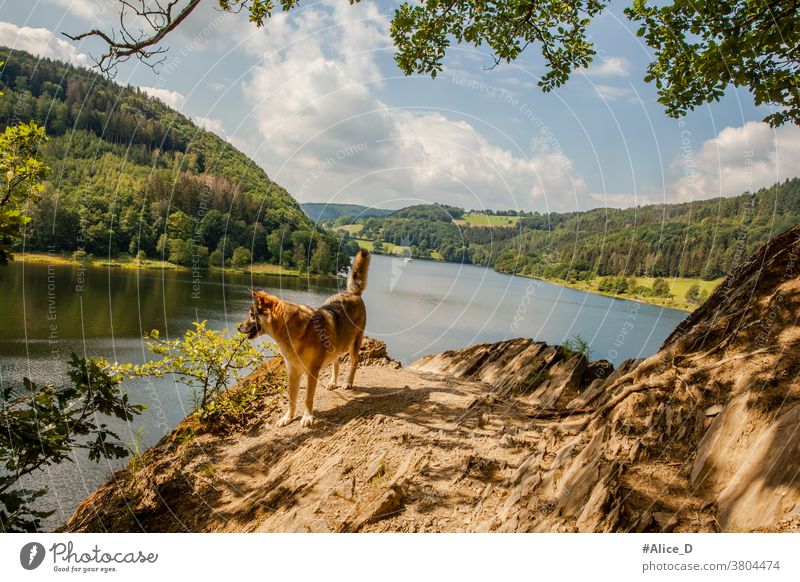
[18,251,304,278]
[456,213,521,227]
[634,276,721,300]
[334,224,364,235]
[551,275,724,312]
[353,238,443,261]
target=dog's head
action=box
[238,289,277,339]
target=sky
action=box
[1,0,798,213]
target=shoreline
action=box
[16,251,341,280]
[502,271,723,313]
[364,249,718,313]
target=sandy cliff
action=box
[63,225,800,532]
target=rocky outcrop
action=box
[62,225,800,533]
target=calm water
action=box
[0,254,686,529]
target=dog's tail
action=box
[347,249,370,295]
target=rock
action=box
[340,337,400,368]
[365,453,386,482]
[343,484,404,532]
[332,475,355,501]
[635,511,653,532]
[527,354,588,408]
[653,511,678,533]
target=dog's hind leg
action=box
[277,365,301,427]
[301,365,321,427]
[344,332,363,390]
[327,359,339,390]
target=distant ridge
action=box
[301,203,394,223]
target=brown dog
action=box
[238,249,370,427]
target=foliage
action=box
[345,178,800,280]
[231,246,252,268]
[123,321,268,410]
[70,1,800,125]
[0,47,351,275]
[300,202,393,223]
[388,203,464,222]
[560,334,592,360]
[0,354,145,532]
[684,283,709,305]
[626,0,800,127]
[392,0,606,89]
[651,278,672,297]
[199,375,284,434]
[0,121,48,264]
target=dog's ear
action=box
[253,290,276,311]
[248,288,257,299]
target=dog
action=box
[238,249,370,428]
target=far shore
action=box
[15,251,340,280]
[507,271,723,313]
[363,249,719,313]
[19,250,718,312]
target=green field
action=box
[457,213,521,227]
[353,238,443,260]
[562,276,724,312]
[334,224,364,235]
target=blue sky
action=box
[1,0,798,212]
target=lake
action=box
[0,254,686,529]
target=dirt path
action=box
[62,226,800,533]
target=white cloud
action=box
[0,21,87,65]
[594,84,639,104]
[239,0,588,211]
[47,0,116,23]
[584,56,631,78]
[669,121,800,202]
[193,115,225,135]
[140,86,185,109]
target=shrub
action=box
[651,277,672,297]
[123,321,269,410]
[0,354,145,531]
[231,246,251,268]
[560,334,592,360]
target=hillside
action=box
[0,47,351,274]
[300,203,393,223]
[62,225,800,532]
[343,179,800,280]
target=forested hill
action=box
[492,179,800,280]
[300,203,393,223]
[339,179,800,280]
[0,47,349,274]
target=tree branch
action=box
[62,0,202,76]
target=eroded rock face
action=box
[61,226,800,533]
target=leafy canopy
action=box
[69,1,800,125]
[626,0,800,127]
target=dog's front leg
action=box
[301,371,319,427]
[277,366,301,427]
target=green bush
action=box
[560,334,592,360]
[0,354,145,531]
[123,321,269,410]
[651,278,672,297]
[231,247,251,268]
